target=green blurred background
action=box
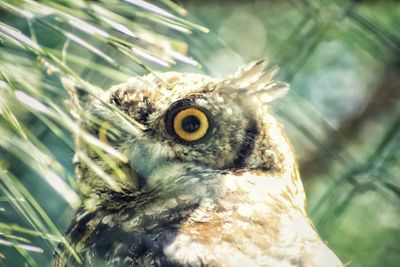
[0,0,399,266]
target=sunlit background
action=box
[0,0,399,266]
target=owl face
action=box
[112,74,255,170]
[78,61,288,192]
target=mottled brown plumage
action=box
[54,60,343,267]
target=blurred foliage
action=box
[0,1,206,266]
[0,0,399,267]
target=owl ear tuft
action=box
[230,59,268,88]
[225,59,289,103]
[250,81,289,103]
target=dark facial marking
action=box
[231,118,258,169]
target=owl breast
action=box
[62,170,341,267]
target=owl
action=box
[53,60,343,267]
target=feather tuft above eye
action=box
[223,59,289,103]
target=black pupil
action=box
[181,115,201,133]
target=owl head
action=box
[66,60,342,266]
[71,60,294,196]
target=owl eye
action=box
[98,121,120,144]
[172,107,209,142]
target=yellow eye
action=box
[98,121,119,144]
[172,108,209,142]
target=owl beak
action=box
[126,139,170,188]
